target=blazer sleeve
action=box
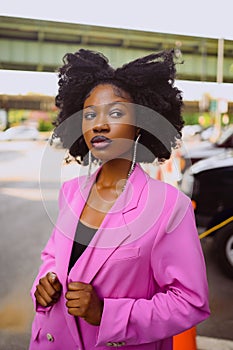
[96,198,210,346]
[30,182,66,313]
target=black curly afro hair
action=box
[53,48,184,164]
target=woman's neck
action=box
[96,159,133,190]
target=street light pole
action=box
[215,38,225,137]
[217,38,224,84]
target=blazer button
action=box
[46,333,54,342]
[106,342,126,347]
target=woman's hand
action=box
[65,282,103,326]
[34,272,62,307]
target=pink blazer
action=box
[29,164,210,350]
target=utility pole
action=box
[217,38,224,84]
[215,38,224,137]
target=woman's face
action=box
[82,84,137,162]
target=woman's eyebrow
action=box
[83,105,95,109]
[109,101,129,107]
[84,101,130,109]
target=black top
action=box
[68,221,97,274]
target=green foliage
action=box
[228,113,233,123]
[182,112,200,125]
[8,110,30,124]
[38,119,53,131]
[183,111,233,127]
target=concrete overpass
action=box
[0,16,233,83]
[0,94,232,116]
[0,94,55,111]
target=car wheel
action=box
[215,222,233,279]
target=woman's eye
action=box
[83,112,96,120]
[109,110,124,118]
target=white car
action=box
[181,124,203,140]
[181,124,233,172]
[0,125,39,141]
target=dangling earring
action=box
[128,133,141,177]
[88,150,92,178]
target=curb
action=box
[197,336,233,350]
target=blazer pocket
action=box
[110,247,140,260]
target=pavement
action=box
[196,336,233,350]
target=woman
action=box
[29,49,210,350]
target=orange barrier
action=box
[173,327,197,350]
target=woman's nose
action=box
[93,123,110,133]
[93,115,110,133]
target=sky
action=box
[0,0,233,101]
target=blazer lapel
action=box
[68,213,130,284]
[68,164,150,284]
[57,169,102,278]
[62,165,150,347]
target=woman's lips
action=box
[91,136,112,149]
